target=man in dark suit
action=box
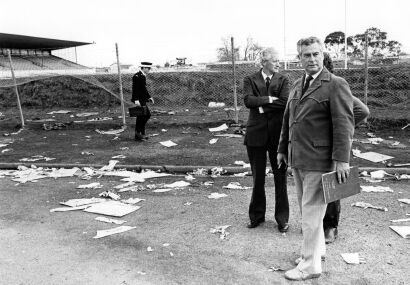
[243,48,290,233]
[277,37,355,281]
[131,62,154,141]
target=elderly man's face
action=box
[262,56,280,73]
[300,42,324,75]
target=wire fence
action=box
[1,43,409,129]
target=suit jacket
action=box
[243,70,290,147]
[278,67,354,171]
[131,71,151,106]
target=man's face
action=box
[262,57,280,73]
[142,67,151,74]
[300,42,323,75]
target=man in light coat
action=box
[277,37,355,281]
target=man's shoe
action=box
[135,133,145,141]
[247,218,265,229]
[284,268,320,281]
[278,223,289,233]
[294,256,325,265]
[325,227,338,244]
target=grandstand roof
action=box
[0,33,92,50]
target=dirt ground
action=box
[0,172,409,285]
[0,107,409,167]
[0,108,409,285]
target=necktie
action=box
[302,75,313,95]
[266,77,271,91]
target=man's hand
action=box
[334,161,350,184]
[134,100,141,106]
[148,98,155,104]
[269,96,279,103]
[277,153,288,169]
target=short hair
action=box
[297,37,323,55]
[260,47,279,64]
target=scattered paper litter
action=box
[47,110,71,114]
[81,151,94,156]
[209,138,218,144]
[164,181,190,188]
[234,161,250,168]
[209,123,228,132]
[398,199,410,205]
[163,243,170,247]
[111,154,126,159]
[93,226,136,239]
[351,201,388,211]
[19,155,56,162]
[361,186,394,193]
[208,193,228,199]
[121,198,145,204]
[208,102,226,108]
[185,174,195,181]
[341,253,366,264]
[77,182,103,189]
[268,266,285,272]
[100,160,119,171]
[211,167,226,177]
[50,205,90,212]
[223,182,251,190]
[214,134,242,138]
[60,198,106,207]
[152,188,173,193]
[48,167,80,179]
[1,148,12,153]
[389,226,410,238]
[147,246,154,252]
[95,216,126,225]
[390,218,410,223]
[370,170,393,179]
[160,140,177,147]
[210,225,231,240]
[76,112,99,117]
[99,191,120,200]
[84,200,141,217]
[95,128,125,135]
[352,150,394,163]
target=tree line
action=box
[216,27,404,62]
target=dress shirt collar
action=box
[261,70,273,81]
[304,67,323,83]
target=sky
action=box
[2,0,409,67]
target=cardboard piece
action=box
[389,226,410,238]
[93,225,136,238]
[159,140,177,147]
[322,166,361,203]
[353,151,394,163]
[84,200,140,217]
[209,123,228,132]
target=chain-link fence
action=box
[1,42,409,129]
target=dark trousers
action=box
[323,200,340,229]
[246,144,289,226]
[134,109,151,136]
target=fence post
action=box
[230,37,239,124]
[115,43,127,127]
[363,32,369,124]
[7,49,25,127]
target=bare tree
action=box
[243,36,263,61]
[216,37,240,62]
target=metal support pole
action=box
[115,43,127,127]
[7,49,25,127]
[344,0,348,69]
[230,37,239,124]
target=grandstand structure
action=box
[0,32,93,77]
